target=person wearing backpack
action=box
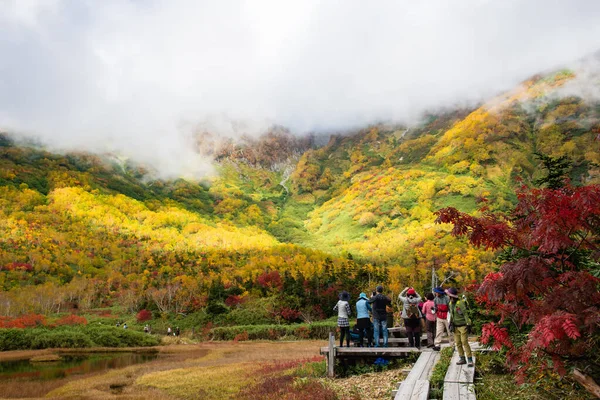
[447,288,474,367]
[399,287,423,349]
[432,287,453,351]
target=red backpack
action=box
[436,304,449,319]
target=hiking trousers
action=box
[425,320,436,346]
[356,317,372,347]
[434,317,454,346]
[373,318,388,347]
[454,325,472,357]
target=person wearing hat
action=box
[399,287,423,349]
[355,292,372,347]
[447,287,474,367]
[368,285,392,347]
[333,291,352,347]
[432,286,453,351]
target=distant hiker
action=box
[421,293,437,348]
[144,324,149,334]
[123,323,128,329]
[399,287,423,349]
[175,327,180,337]
[432,287,453,351]
[167,327,172,336]
[355,292,372,347]
[116,322,120,327]
[368,285,391,347]
[333,291,352,347]
[447,288,474,367]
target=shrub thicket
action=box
[0,325,160,351]
[209,321,337,341]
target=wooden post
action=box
[327,331,336,378]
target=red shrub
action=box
[0,314,46,328]
[225,295,245,307]
[136,309,152,322]
[256,271,283,291]
[435,179,600,381]
[233,331,249,342]
[280,307,301,322]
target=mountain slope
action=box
[0,67,599,318]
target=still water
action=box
[0,352,158,381]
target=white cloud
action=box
[1,0,600,177]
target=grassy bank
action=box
[0,324,160,351]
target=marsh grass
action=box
[39,341,323,399]
[137,363,253,399]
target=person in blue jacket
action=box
[355,292,372,347]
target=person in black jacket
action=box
[368,285,391,347]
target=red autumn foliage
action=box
[0,314,46,328]
[256,271,283,291]
[136,309,152,322]
[279,307,301,322]
[1,262,33,272]
[55,314,88,326]
[225,294,245,307]
[435,181,600,381]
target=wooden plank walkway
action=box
[361,337,428,346]
[442,351,476,400]
[320,346,421,356]
[393,350,440,400]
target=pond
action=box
[0,352,159,381]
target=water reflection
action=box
[0,353,158,381]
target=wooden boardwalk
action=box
[321,333,484,399]
[320,346,421,356]
[393,350,440,400]
[442,351,476,400]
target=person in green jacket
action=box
[446,288,474,367]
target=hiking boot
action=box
[432,346,441,351]
[456,357,467,365]
[467,357,474,367]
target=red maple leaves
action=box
[436,181,600,380]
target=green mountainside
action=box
[0,69,599,319]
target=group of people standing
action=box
[335,285,393,348]
[334,285,474,367]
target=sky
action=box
[1,0,600,177]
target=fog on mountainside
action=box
[1,0,600,177]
